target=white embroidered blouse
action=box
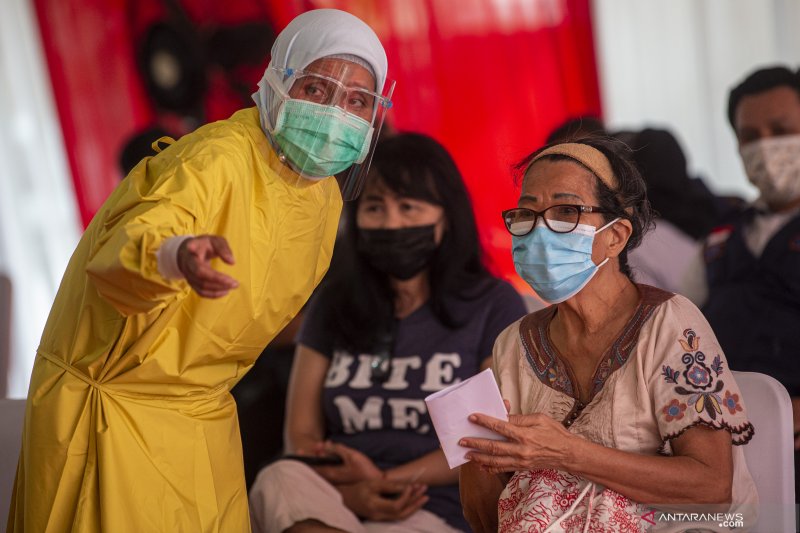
[492,285,757,532]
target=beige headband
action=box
[528,143,618,190]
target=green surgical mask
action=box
[272,99,373,178]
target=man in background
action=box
[701,65,800,497]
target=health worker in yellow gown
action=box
[6,9,394,533]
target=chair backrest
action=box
[0,398,25,528]
[732,370,796,532]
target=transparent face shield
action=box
[263,61,395,201]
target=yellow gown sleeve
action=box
[85,143,229,317]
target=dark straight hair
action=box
[727,65,800,130]
[319,132,492,352]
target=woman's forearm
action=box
[384,449,457,485]
[459,462,507,533]
[463,413,733,507]
[566,436,732,505]
[284,431,323,454]
[283,345,329,454]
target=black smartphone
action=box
[282,454,344,466]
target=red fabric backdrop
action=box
[33,0,601,292]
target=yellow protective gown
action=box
[7,107,342,533]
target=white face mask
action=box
[739,134,800,207]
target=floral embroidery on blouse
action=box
[658,328,755,450]
[723,390,743,415]
[661,399,687,422]
[661,329,726,420]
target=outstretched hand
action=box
[177,235,239,298]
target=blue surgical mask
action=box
[513,218,619,304]
[273,99,373,179]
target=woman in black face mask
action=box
[249,133,527,533]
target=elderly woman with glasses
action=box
[248,133,527,533]
[459,138,758,532]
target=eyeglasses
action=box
[272,67,393,119]
[501,205,612,236]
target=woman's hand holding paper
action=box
[460,412,577,474]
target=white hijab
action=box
[252,9,388,132]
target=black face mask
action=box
[357,225,438,280]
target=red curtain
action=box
[33,0,601,291]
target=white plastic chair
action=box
[0,398,25,528]
[0,273,11,397]
[732,370,796,533]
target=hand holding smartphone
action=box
[282,453,344,467]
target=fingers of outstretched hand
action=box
[189,262,238,289]
[207,235,235,265]
[179,236,238,296]
[183,234,233,260]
